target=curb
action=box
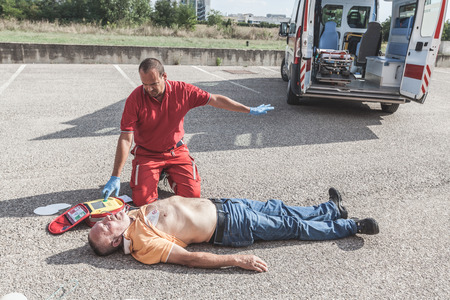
[0,42,284,66]
[1,42,448,67]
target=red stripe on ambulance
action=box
[303,0,309,32]
[434,0,447,39]
[404,64,424,80]
[421,64,432,95]
[300,61,306,91]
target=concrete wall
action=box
[0,42,448,67]
[0,42,284,66]
[439,41,450,55]
[437,41,450,67]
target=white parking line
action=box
[0,64,26,96]
[259,66,279,73]
[113,65,138,88]
[434,70,450,74]
[192,66,260,94]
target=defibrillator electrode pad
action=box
[48,197,126,234]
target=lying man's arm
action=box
[167,244,268,272]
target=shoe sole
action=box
[329,188,348,219]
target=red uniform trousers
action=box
[130,144,201,206]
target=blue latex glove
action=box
[249,104,274,115]
[102,176,120,201]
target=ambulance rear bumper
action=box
[304,86,408,104]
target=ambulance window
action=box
[322,5,343,27]
[291,0,300,34]
[421,0,442,37]
[396,3,416,28]
[347,6,371,29]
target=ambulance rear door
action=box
[399,0,448,103]
[300,0,317,92]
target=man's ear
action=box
[112,235,123,248]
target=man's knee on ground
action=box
[132,191,158,206]
[173,181,201,198]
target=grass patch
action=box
[0,19,286,50]
[0,30,285,49]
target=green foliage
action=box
[176,2,196,30]
[442,20,450,41]
[152,0,176,28]
[207,9,222,27]
[235,22,277,29]
[100,0,131,24]
[237,22,250,27]
[0,0,36,19]
[258,22,278,29]
[98,0,152,25]
[128,0,152,25]
[0,0,279,31]
[152,0,197,30]
[0,0,152,25]
[381,16,391,42]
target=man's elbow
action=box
[177,253,201,268]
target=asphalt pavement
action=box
[0,63,449,299]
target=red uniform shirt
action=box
[121,80,211,152]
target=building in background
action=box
[178,0,211,21]
[225,13,289,25]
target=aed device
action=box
[48,197,126,235]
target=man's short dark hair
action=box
[88,232,119,257]
[139,58,165,76]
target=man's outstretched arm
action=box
[167,244,268,272]
[208,94,274,115]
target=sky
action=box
[211,0,450,23]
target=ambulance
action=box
[279,0,448,113]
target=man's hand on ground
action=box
[236,255,268,272]
[102,176,120,201]
[249,104,274,115]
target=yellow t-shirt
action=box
[122,205,187,264]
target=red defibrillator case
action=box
[48,197,126,234]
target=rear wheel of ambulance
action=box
[287,81,300,105]
[381,103,400,114]
[281,58,289,82]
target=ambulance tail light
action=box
[294,28,302,64]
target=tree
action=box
[442,20,450,41]
[0,0,34,19]
[206,9,222,27]
[128,0,152,25]
[152,0,176,28]
[381,16,391,42]
[99,0,130,24]
[151,0,196,29]
[176,2,196,30]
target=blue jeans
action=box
[218,198,357,247]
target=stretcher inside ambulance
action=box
[279,0,448,113]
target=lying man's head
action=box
[88,210,131,256]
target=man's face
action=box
[89,210,131,250]
[139,69,167,99]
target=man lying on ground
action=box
[88,188,379,272]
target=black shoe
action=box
[328,187,348,219]
[355,218,379,235]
